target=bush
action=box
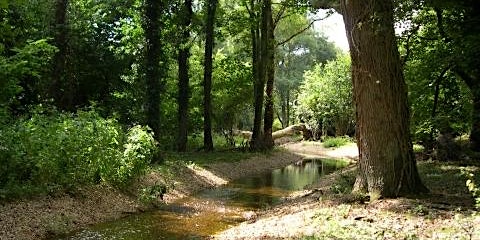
[323,136,351,148]
[461,168,480,209]
[295,54,354,137]
[0,108,156,199]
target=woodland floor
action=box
[1,140,479,240]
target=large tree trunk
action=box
[262,0,275,149]
[341,0,427,198]
[203,0,217,152]
[144,0,163,140]
[176,0,193,152]
[51,0,71,110]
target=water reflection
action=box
[53,158,348,240]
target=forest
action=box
[1,0,480,239]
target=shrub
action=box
[0,108,156,199]
[461,168,480,209]
[323,136,351,148]
[296,54,354,137]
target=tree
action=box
[203,0,218,152]
[313,0,427,197]
[274,13,337,128]
[296,54,353,138]
[176,0,193,152]
[143,0,164,140]
[261,0,275,149]
[431,1,480,151]
[50,0,71,110]
[249,0,266,150]
[342,0,427,197]
[396,0,479,152]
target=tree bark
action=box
[203,0,217,152]
[250,0,266,150]
[176,0,193,152]
[262,0,275,149]
[454,68,480,151]
[471,94,480,151]
[341,0,427,198]
[51,0,71,110]
[144,0,163,140]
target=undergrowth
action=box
[323,136,352,148]
[0,108,156,200]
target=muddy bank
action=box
[0,149,307,240]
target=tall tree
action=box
[177,0,193,152]
[203,0,218,152]
[143,0,164,140]
[50,0,71,110]
[249,0,265,150]
[341,0,427,197]
[250,0,275,150]
[262,0,275,148]
[313,0,427,197]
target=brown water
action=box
[54,158,348,240]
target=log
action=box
[272,123,308,140]
[232,123,310,141]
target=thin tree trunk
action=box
[454,68,480,151]
[262,0,275,149]
[280,91,287,128]
[177,0,193,152]
[341,0,427,198]
[286,88,290,126]
[144,0,163,140]
[51,0,69,109]
[250,0,265,150]
[203,0,217,152]
[471,94,480,151]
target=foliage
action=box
[274,12,337,128]
[397,1,476,143]
[138,184,167,205]
[461,168,480,209]
[322,136,351,148]
[296,53,353,136]
[0,108,156,199]
[0,39,57,118]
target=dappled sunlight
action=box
[187,164,229,186]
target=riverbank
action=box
[1,143,348,240]
[213,159,480,239]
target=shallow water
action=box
[54,158,348,240]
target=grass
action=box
[163,149,268,166]
[322,136,352,148]
[299,158,480,240]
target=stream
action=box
[54,158,348,240]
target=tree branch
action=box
[401,25,420,66]
[273,3,287,27]
[276,15,331,47]
[434,7,452,43]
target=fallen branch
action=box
[232,123,311,141]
